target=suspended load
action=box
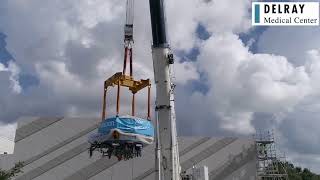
[88,0,154,161]
[90,116,154,144]
[88,116,154,159]
[88,73,154,160]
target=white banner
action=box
[252,2,319,26]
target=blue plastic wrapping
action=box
[98,116,154,138]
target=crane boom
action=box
[124,0,134,44]
[149,0,181,179]
[123,0,134,77]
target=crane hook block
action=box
[124,24,133,42]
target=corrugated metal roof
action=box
[1,117,256,180]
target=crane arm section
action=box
[149,0,181,179]
[125,0,134,44]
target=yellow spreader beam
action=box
[102,72,151,121]
[104,72,150,93]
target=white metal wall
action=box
[0,117,257,180]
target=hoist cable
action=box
[126,0,134,26]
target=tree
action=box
[0,162,24,180]
[284,162,320,180]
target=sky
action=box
[0,0,320,173]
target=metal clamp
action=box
[155,105,171,111]
[167,53,174,64]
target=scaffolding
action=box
[254,130,288,180]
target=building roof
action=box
[1,117,256,180]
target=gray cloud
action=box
[0,0,320,173]
[258,27,320,66]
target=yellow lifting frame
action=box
[101,72,151,121]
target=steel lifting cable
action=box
[131,159,134,179]
[111,165,114,180]
[148,85,151,119]
[102,87,107,121]
[129,48,133,77]
[118,0,135,116]
[126,0,134,26]
[117,81,121,115]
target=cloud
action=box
[196,0,251,34]
[173,61,199,85]
[0,61,21,93]
[0,0,201,123]
[165,0,252,51]
[257,27,320,65]
[195,33,314,134]
[0,0,320,173]
[255,22,320,172]
[0,0,126,121]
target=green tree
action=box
[284,162,320,180]
[0,162,24,180]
